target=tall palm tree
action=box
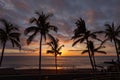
[72,18,101,71]
[24,11,58,73]
[0,19,21,67]
[117,40,120,54]
[103,23,120,61]
[82,41,106,69]
[47,37,64,74]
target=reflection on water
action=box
[2,56,116,69]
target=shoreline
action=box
[0,68,93,75]
[0,68,96,80]
[0,68,120,80]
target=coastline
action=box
[0,68,93,75]
[0,68,95,80]
[0,68,120,80]
[2,56,116,70]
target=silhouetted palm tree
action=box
[102,23,120,61]
[47,37,64,74]
[0,19,21,67]
[72,18,101,71]
[24,11,58,73]
[117,40,120,54]
[82,41,106,69]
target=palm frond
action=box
[112,22,114,29]
[47,42,54,50]
[9,32,21,42]
[105,24,111,29]
[0,30,7,44]
[115,38,120,47]
[58,52,62,55]
[54,38,59,49]
[35,11,53,21]
[10,39,21,50]
[75,18,86,31]
[0,18,21,51]
[81,50,89,54]
[9,33,21,38]
[46,50,54,54]
[42,33,47,41]
[35,11,41,15]
[72,39,81,46]
[0,19,9,28]
[90,34,102,42]
[0,28,5,34]
[48,36,59,50]
[58,45,64,51]
[24,26,38,35]
[49,25,58,32]
[92,31,105,34]
[47,37,63,56]
[10,39,15,47]
[80,37,85,43]
[116,25,120,32]
[47,33,55,41]
[71,34,83,40]
[30,17,37,23]
[27,31,37,45]
[95,51,107,54]
[9,24,19,31]
[45,13,53,19]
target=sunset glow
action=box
[0,0,119,57]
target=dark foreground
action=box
[0,68,120,80]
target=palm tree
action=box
[72,18,101,71]
[117,40,120,54]
[103,23,120,61]
[24,11,58,74]
[47,37,64,74]
[81,41,106,70]
[0,19,21,67]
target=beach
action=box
[0,68,120,80]
[1,56,119,80]
[0,68,94,80]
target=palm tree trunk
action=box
[113,39,120,72]
[0,42,6,67]
[114,39,119,61]
[39,34,42,76]
[55,54,57,74]
[86,39,95,71]
[92,53,96,70]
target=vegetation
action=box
[0,19,21,67]
[47,37,64,74]
[101,23,120,61]
[0,11,120,73]
[24,11,58,75]
[71,18,102,71]
[81,40,106,69]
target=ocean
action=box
[2,56,116,69]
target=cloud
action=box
[0,0,120,56]
[0,0,15,10]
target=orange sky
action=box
[0,0,119,57]
[1,40,117,57]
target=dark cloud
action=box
[1,0,120,31]
[0,0,120,55]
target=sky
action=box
[0,0,120,56]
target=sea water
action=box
[2,56,116,69]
